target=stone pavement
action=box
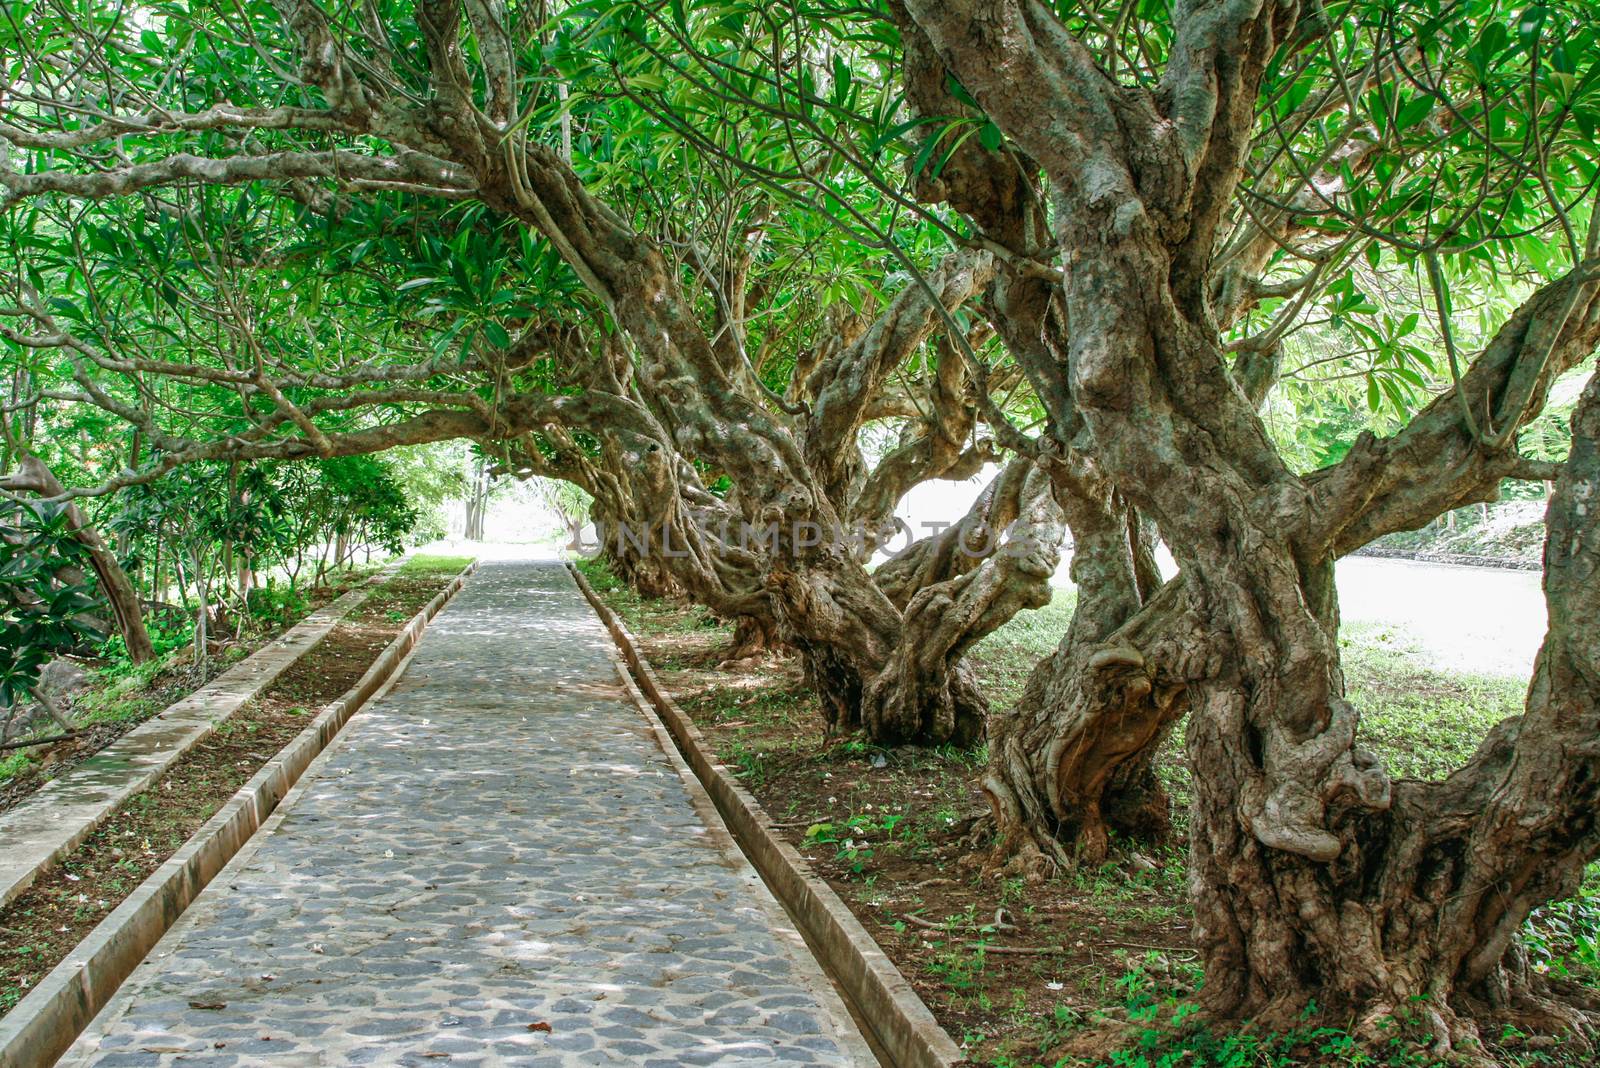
[60,559,875,1067]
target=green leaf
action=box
[483,321,512,349]
[1396,95,1435,130]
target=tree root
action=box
[693,616,787,671]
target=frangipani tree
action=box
[0,0,1059,749]
[886,0,1600,1049]
[4,0,1600,1054]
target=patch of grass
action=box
[71,649,186,729]
[398,553,474,577]
[1,564,395,792]
[968,588,1078,708]
[0,752,33,782]
[573,557,623,593]
[1341,621,1526,781]
[574,558,725,653]
[1028,967,1593,1068]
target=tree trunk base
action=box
[963,810,1070,883]
[1056,980,1597,1068]
[1346,980,1597,1067]
[698,615,786,669]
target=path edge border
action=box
[0,560,478,1068]
[568,562,964,1068]
[1,558,404,910]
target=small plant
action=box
[1037,1002,1083,1050]
[1523,890,1600,985]
[929,939,988,991]
[245,583,310,630]
[102,612,195,666]
[724,741,769,787]
[803,819,875,875]
[0,499,105,708]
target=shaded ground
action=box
[0,556,469,1020]
[581,559,1598,1067]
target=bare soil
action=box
[0,565,462,1019]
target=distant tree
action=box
[529,477,592,548]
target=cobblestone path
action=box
[62,559,874,1067]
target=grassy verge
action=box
[577,558,1598,1068]
[0,554,470,1020]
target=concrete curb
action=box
[0,561,477,1068]
[1351,544,1539,572]
[568,564,964,1068]
[0,560,405,910]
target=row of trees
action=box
[2,0,1598,1057]
[0,446,431,707]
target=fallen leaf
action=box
[188,1000,227,1011]
[527,1021,553,1033]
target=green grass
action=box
[574,557,727,658]
[968,587,1078,707]
[69,645,191,730]
[398,553,474,577]
[1342,621,1527,781]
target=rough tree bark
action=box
[980,467,1192,871]
[903,0,1600,1046]
[1188,365,1600,1051]
[894,6,1184,859]
[462,456,489,541]
[480,138,1010,745]
[866,459,1066,748]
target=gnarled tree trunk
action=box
[901,1,1600,1046]
[1195,369,1600,1054]
[483,143,1029,748]
[762,518,987,748]
[863,460,1066,749]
